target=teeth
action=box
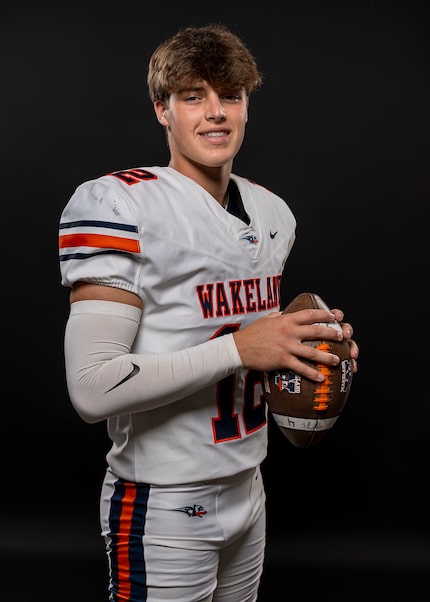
[207,132,225,137]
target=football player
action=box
[59,23,359,602]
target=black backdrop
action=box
[2,1,429,599]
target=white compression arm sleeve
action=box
[64,300,243,423]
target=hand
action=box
[233,308,347,382]
[331,308,359,374]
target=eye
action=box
[220,90,244,102]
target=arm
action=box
[65,284,242,423]
[65,284,357,423]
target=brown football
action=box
[262,292,353,448]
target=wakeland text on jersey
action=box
[196,274,282,318]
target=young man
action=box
[59,24,358,602]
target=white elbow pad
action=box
[64,300,242,423]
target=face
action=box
[154,80,249,174]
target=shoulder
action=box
[72,166,170,197]
[61,166,172,222]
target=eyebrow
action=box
[176,84,243,96]
[176,84,206,94]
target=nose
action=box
[207,109,226,121]
[205,95,226,121]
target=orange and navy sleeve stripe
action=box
[108,478,149,601]
[58,219,140,262]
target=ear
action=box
[154,100,169,126]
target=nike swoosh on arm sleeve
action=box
[64,300,243,423]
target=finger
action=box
[330,308,344,322]
[348,339,359,360]
[286,341,341,368]
[295,322,344,343]
[286,354,338,383]
[287,308,337,325]
[341,322,353,339]
[300,342,341,367]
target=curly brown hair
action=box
[147,24,263,103]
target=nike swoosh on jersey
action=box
[106,363,140,392]
[270,231,278,239]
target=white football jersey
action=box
[59,166,296,484]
